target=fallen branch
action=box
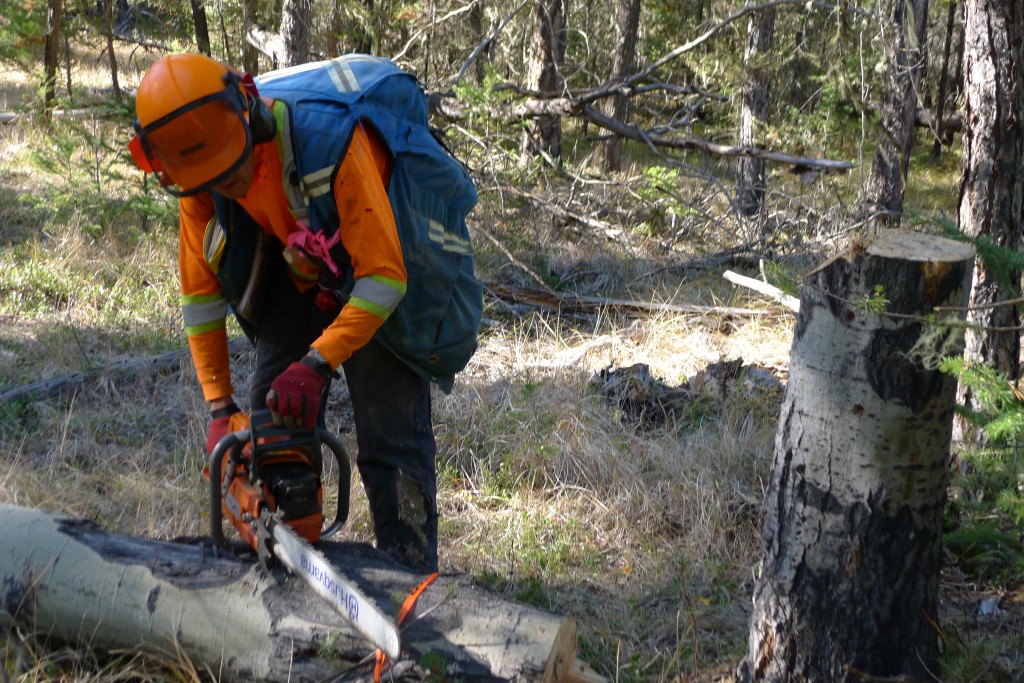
[485,282,785,317]
[723,270,800,312]
[0,337,250,404]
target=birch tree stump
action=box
[0,504,587,683]
[737,230,975,681]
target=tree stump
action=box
[0,503,594,682]
[738,230,975,681]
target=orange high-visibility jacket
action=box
[178,122,405,402]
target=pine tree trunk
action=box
[521,0,568,162]
[931,0,957,158]
[600,0,641,172]
[737,230,975,682]
[954,0,1024,444]
[0,504,586,683]
[737,6,777,217]
[865,0,930,228]
[104,0,121,101]
[242,0,260,74]
[191,0,212,56]
[43,0,63,117]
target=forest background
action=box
[0,0,1022,680]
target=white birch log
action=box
[0,503,589,682]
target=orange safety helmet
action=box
[130,54,252,196]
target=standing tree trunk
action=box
[280,0,312,67]
[599,0,641,172]
[43,0,63,117]
[191,0,212,55]
[737,230,975,682]
[242,0,260,75]
[864,0,930,228]
[104,0,122,101]
[954,0,1024,443]
[737,6,777,216]
[931,0,957,158]
[520,0,568,162]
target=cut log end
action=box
[865,229,975,263]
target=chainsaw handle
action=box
[315,426,351,540]
[207,430,249,547]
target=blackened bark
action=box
[738,231,974,682]
[242,0,259,74]
[521,0,568,161]
[865,0,930,228]
[190,0,212,56]
[104,0,121,101]
[955,0,1024,442]
[737,7,777,216]
[600,0,641,172]
[43,0,63,117]
[931,0,957,157]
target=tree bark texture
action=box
[600,0,641,172]
[865,0,930,227]
[280,0,312,68]
[738,230,975,682]
[521,0,568,161]
[104,0,121,101]
[242,0,260,74]
[0,504,583,683]
[190,0,212,56]
[954,0,1024,442]
[43,0,63,116]
[737,6,777,216]
[931,0,958,157]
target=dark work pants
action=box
[246,262,439,571]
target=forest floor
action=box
[1,42,1022,683]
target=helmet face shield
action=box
[131,72,253,197]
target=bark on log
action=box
[0,337,250,404]
[737,230,975,681]
[0,504,587,683]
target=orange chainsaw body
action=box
[206,411,328,549]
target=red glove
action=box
[205,416,232,455]
[267,361,327,429]
[205,403,243,455]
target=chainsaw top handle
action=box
[207,409,351,548]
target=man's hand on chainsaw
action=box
[266,358,329,429]
[205,401,241,455]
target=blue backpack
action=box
[216,55,482,392]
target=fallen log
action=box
[0,337,250,404]
[0,503,594,682]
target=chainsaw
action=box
[206,408,401,659]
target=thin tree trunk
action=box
[43,0,63,117]
[931,0,957,158]
[954,0,1024,443]
[191,0,212,55]
[600,0,641,172]
[0,503,588,683]
[520,0,568,162]
[280,0,312,67]
[864,0,930,228]
[104,0,122,101]
[242,0,259,74]
[737,230,975,682]
[737,6,777,216]
[470,0,487,83]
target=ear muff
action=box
[249,97,277,144]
